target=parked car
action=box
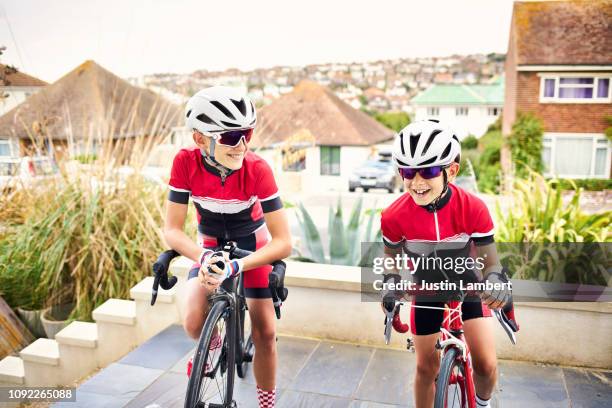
[348,159,402,193]
[0,156,60,192]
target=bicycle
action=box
[384,288,518,408]
[151,242,288,408]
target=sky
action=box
[0,0,515,83]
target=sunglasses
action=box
[206,128,253,147]
[398,165,449,180]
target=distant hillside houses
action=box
[411,79,504,138]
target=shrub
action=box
[508,112,544,178]
[495,171,610,285]
[0,171,169,320]
[373,111,411,132]
[551,178,612,191]
[461,135,478,150]
[294,196,381,265]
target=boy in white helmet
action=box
[164,86,292,408]
[380,120,516,408]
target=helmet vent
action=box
[231,99,247,116]
[186,109,192,118]
[196,113,215,125]
[399,132,406,156]
[409,133,420,158]
[221,120,240,128]
[417,156,437,166]
[428,119,440,123]
[395,157,409,167]
[452,135,460,143]
[422,129,441,155]
[211,101,235,120]
[440,142,452,161]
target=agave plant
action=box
[294,196,382,266]
[495,171,611,286]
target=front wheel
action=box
[434,347,470,408]
[184,300,236,408]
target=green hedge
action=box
[551,178,612,191]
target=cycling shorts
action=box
[187,225,273,298]
[410,295,492,336]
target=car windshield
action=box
[361,160,390,169]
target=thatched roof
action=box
[252,80,394,148]
[0,60,181,140]
[509,0,612,66]
[0,64,47,87]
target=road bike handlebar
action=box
[150,244,288,319]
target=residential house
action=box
[411,80,504,138]
[0,64,47,156]
[0,60,181,160]
[250,80,394,192]
[502,0,612,179]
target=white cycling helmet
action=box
[185,86,256,135]
[392,119,461,168]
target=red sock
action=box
[256,386,276,408]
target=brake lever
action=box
[384,302,400,345]
[494,309,517,345]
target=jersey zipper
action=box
[433,208,440,242]
[220,173,230,240]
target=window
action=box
[320,146,340,175]
[540,75,611,102]
[542,134,611,178]
[0,139,12,156]
[427,107,439,116]
[456,107,468,116]
[487,107,500,116]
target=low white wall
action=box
[278,261,612,369]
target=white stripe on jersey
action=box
[259,192,280,202]
[192,195,258,214]
[169,185,191,193]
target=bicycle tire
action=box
[434,346,469,408]
[236,299,253,379]
[184,299,236,408]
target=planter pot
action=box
[41,303,75,339]
[16,307,47,338]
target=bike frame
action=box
[435,300,476,408]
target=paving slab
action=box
[76,363,164,400]
[239,336,320,389]
[53,390,132,408]
[349,401,408,408]
[170,347,196,374]
[496,361,570,408]
[354,348,415,407]
[277,390,352,408]
[119,324,196,370]
[562,368,612,408]
[288,341,373,398]
[124,372,186,408]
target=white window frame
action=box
[0,138,15,157]
[456,107,469,116]
[487,107,500,116]
[539,73,612,103]
[543,133,611,179]
[427,107,440,116]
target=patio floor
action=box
[53,325,611,408]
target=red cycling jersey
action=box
[168,147,283,298]
[380,183,496,335]
[168,147,283,239]
[381,183,494,251]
